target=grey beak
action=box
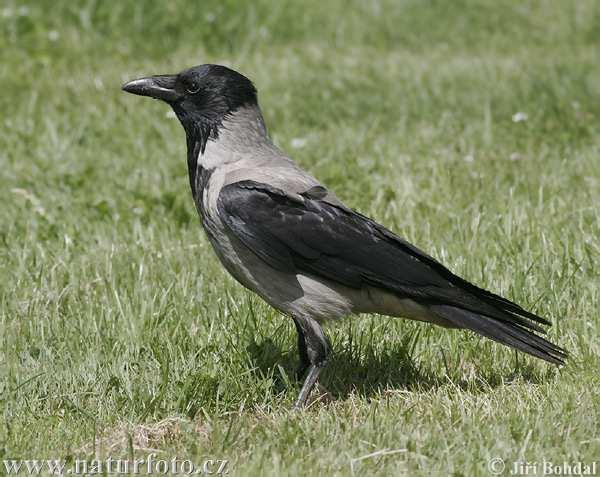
[121,75,181,102]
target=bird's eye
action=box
[186,80,201,94]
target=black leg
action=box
[291,315,331,409]
[292,316,310,378]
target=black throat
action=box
[184,130,214,201]
[177,107,224,201]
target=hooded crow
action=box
[122,64,567,408]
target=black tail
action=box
[431,304,567,365]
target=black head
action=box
[122,64,257,147]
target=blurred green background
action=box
[1,1,599,475]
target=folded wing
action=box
[217,180,566,364]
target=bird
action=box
[122,64,567,408]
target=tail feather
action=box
[426,287,549,335]
[430,304,567,365]
[458,282,552,327]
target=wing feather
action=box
[217,180,566,364]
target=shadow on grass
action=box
[246,334,554,402]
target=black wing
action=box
[217,180,566,364]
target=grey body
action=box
[122,64,566,407]
[196,105,444,326]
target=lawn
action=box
[1,0,599,475]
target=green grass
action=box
[2,0,600,475]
